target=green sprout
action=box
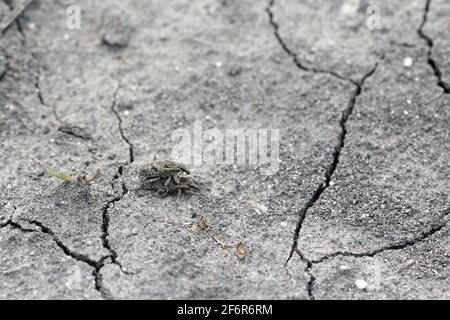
[37,161,101,183]
[45,167,73,181]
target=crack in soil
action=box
[100,195,130,276]
[0,0,34,35]
[2,218,113,299]
[16,19,58,121]
[2,0,447,300]
[100,84,135,271]
[0,66,6,82]
[111,86,135,163]
[266,0,357,85]
[265,0,379,269]
[417,0,450,94]
[297,207,449,299]
[285,64,378,267]
[293,249,315,299]
[0,49,7,81]
[94,84,137,289]
[17,19,94,141]
[310,207,450,265]
[266,0,449,299]
[7,23,130,298]
[265,0,380,299]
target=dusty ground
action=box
[0,0,448,300]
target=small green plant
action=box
[37,161,101,183]
[45,168,72,181]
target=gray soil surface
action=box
[0,0,448,299]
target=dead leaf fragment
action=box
[235,241,246,260]
[245,200,268,214]
[78,169,101,183]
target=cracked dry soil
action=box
[0,0,449,300]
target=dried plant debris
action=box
[245,200,268,215]
[77,170,101,183]
[139,160,199,197]
[191,215,208,233]
[234,241,246,261]
[37,161,101,183]
[192,216,245,260]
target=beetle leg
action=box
[179,165,190,175]
[190,186,201,194]
[145,177,161,184]
[174,173,182,185]
[189,179,200,192]
[156,188,168,198]
[142,177,161,189]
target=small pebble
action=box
[228,66,242,77]
[403,57,413,68]
[355,279,368,290]
[101,6,132,48]
[339,265,350,271]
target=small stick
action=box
[205,228,235,250]
[194,216,235,249]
